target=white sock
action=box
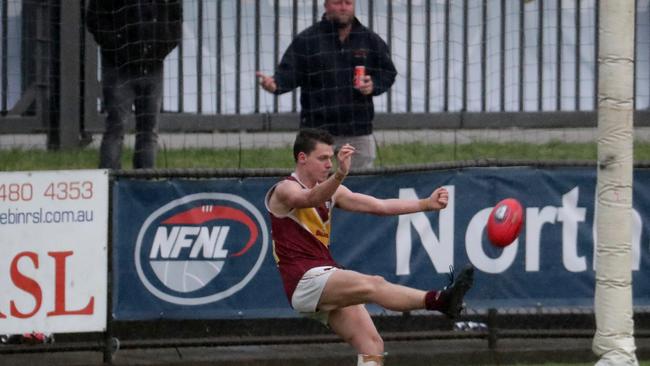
[357,353,385,366]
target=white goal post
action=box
[593,0,638,365]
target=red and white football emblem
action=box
[487,198,524,247]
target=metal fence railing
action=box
[1,0,650,148]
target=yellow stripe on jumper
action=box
[293,207,330,246]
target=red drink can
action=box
[354,66,365,87]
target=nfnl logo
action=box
[134,193,268,305]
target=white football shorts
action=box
[291,266,338,323]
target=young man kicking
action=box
[265,128,474,366]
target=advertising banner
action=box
[0,170,109,333]
[112,168,650,320]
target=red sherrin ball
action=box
[487,198,524,247]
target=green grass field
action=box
[3,141,650,171]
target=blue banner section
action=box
[112,168,650,320]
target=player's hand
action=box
[256,71,277,93]
[426,187,449,210]
[356,75,373,95]
[336,143,355,176]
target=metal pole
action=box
[519,0,525,111]
[236,0,242,114]
[197,0,203,113]
[57,0,82,148]
[216,0,222,114]
[481,0,487,112]
[537,0,543,111]
[425,0,431,113]
[407,0,412,112]
[443,0,450,111]
[488,308,498,350]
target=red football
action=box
[487,198,524,247]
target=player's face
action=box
[325,0,355,27]
[303,142,334,183]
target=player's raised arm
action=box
[269,141,355,215]
[335,186,449,216]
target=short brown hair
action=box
[293,128,334,162]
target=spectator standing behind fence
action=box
[265,128,474,366]
[257,0,396,169]
[86,0,182,169]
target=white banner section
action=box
[0,170,108,334]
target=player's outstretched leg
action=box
[425,264,474,319]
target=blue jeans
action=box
[99,63,163,169]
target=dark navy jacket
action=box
[86,0,182,74]
[273,15,396,136]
